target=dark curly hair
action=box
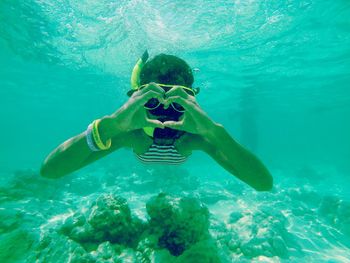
[140,54,194,87]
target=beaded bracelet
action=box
[86,123,100,152]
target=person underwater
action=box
[40,51,273,191]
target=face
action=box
[145,85,186,139]
[140,83,194,121]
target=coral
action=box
[218,208,300,260]
[34,232,94,263]
[146,193,212,256]
[319,196,350,236]
[60,194,145,247]
[175,240,221,263]
[37,192,218,261]
[0,229,35,262]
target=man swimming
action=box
[40,51,273,191]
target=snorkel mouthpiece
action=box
[130,50,149,90]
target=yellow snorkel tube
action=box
[130,50,149,90]
[130,51,154,138]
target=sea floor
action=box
[1,162,350,262]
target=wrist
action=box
[200,121,224,143]
[98,115,123,142]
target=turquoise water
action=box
[1,0,350,262]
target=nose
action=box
[163,103,170,110]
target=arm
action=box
[40,83,166,179]
[162,87,273,192]
[40,117,125,179]
[197,122,273,191]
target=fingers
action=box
[125,89,163,115]
[145,118,165,129]
[165,86,189,99]
[163,120,184,130]
[135,82,165,96]
[163,96,193,111]
[134,90,165,107]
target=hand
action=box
[110,83,167,133]
[162,87,216,136]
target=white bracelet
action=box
[86,123,101,152]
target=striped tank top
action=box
[135,143,189,165]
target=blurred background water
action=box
[0,0,350,262]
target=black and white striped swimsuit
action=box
[135,143,189,165]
